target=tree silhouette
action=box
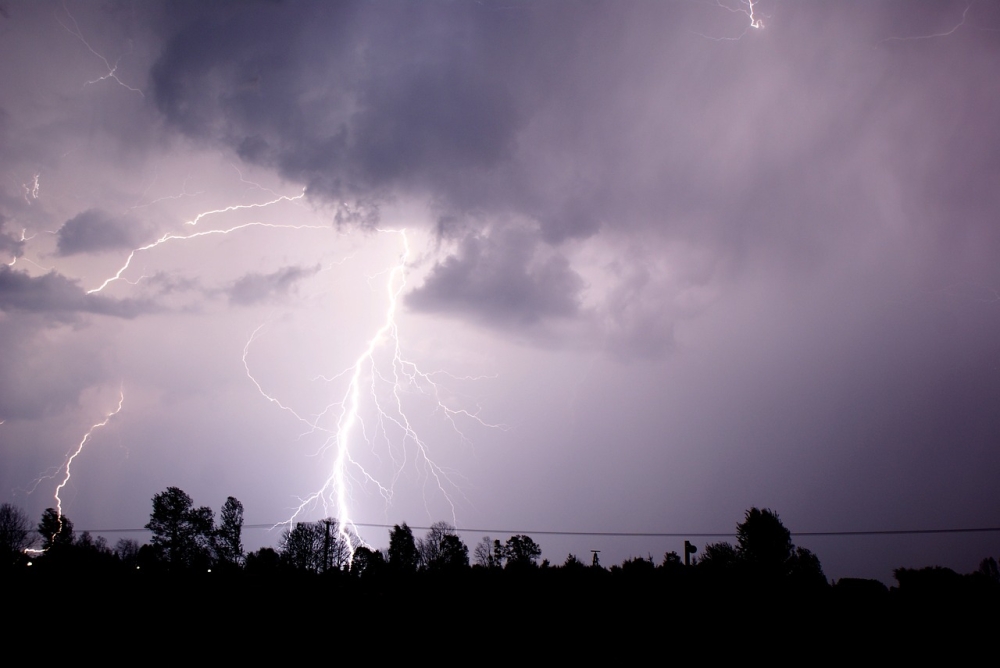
[216,496,245,569]
[736,507,793,577]
[0,503,32,567]
[350,545,387,578]
[473,536,503,569]
[697,542,739,570]
[503,535,542,569]
[279,522,322,572]
[418,522,469,572]
[388,523,419,573]
[145,487,215,571]
[278,519,348,573]
[37,508,74,551]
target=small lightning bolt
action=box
[49,390,125,545]
[882,2,973,43]
[692,0,765,42]
[22,173,40,204]
[56,2,144,97]
[720,0,763,30]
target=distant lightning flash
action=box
[882,2,973,43]
[244,230,503,561]
[22,173,40,204]
[56,3,144,97]
[693,0,765,42]
[49,391,125,545]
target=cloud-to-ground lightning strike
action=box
[243,229,504,561]
[48,391,125,545]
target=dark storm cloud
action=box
[142,0,1000,338]
[56,209,155,256]
[407,228,583,326]
[227,264,320,306]
[0,266,152,319]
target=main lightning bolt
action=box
[694,0,765,41]
[48,391,125,545]
[244,229,503,561]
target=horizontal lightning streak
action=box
[87,220,326,293]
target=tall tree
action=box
[278,519,348,573]
[504,535,542,569]
[388,523,419,573]
[216,496,245,569]
[37,508,75,551]
[145,487,215,571]
[418,523,469,572]
[736,507,793,577]
[0,503,33,567]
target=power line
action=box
[47,523,1000,538]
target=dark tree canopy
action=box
[0,503,33,566]
[216,496,245,569]
[278,519,349,573]
[388,523,419,573]
[736,507,793,576]
[504,535,542,569]
[418,522,469,572]
[698,542,739,570]
[145,486,215,571]
[38,508,74,551]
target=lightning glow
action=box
[49,391,125,545]
[243,229,504,562]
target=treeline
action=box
[3,490,1000,603]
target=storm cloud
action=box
[0,266,152,319]
[57,209,156,256]
[1,1,999,583]
[227,264,320,306]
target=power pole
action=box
[684,540,697,566]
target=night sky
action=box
[2,0,999,583]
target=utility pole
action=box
[684,540,697,566]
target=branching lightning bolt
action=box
[48,391,125,546]
[87,218,322,294]
[184,190,306,227]
[243,229,504,562]
[22,173,40,204]
[693,0,765,41]
[56,2,144,97]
